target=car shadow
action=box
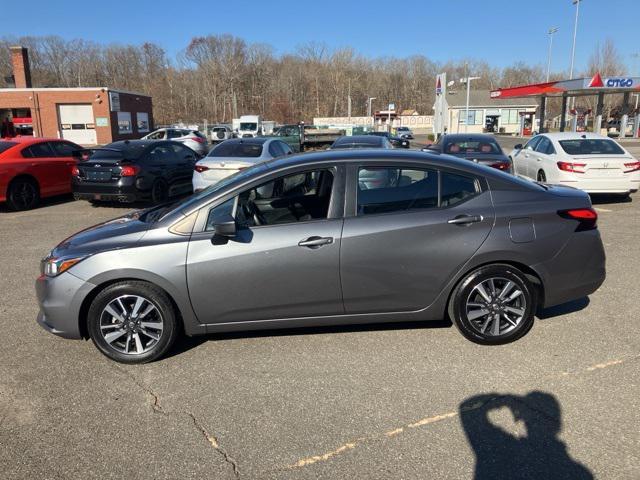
[163,319,453,360]
[459,391,593,480]
[590,193,632,205]
[536,297,590,320]
[0,193,76,213]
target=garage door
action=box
[58,104,97,145]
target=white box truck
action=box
[235,115,262,138]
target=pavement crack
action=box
[112,365,165,414]
[187,412,240,478]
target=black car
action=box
[329,135,392,149]
[72,140,196,204]
[423,134,511,172]
[367,131,411,148]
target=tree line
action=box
[0,35,628,126]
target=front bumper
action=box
[35,272,95,339]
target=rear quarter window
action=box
[0,141,17,154]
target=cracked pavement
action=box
[1,138,640,479]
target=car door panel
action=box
[186,220,344,324]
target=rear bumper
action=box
[534,229,606,308]
[72,177,141,202]
[35,272,96,339]
[557,177,637,194]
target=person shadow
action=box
[459,391,593,480]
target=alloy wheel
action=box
[11,181,37,210]
[465,277,526,337]
[99,295,164,355]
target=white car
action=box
[509,132,640,196]
[192,138,292,192]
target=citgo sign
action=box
[606,78,634,88]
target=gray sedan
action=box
[36,149,605,363]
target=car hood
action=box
[49,210,151,258]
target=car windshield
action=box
[210,142,263,158]
[240,122,257,130]
[558,139,625,155]
[444,139,501,154]
[0,141,17,154]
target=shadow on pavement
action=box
[590,193,632,205]
[460,391,593,480]
[536,297,590,320]
[164,319,453,359]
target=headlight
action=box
[41,255,88,277]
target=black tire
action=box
[537,170,546,183]
[87,281,179,363]
[448,264,537,345]
[6,177,40,211]
[150,179,169,204]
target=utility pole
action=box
[347,79,352,122]
[546,27,559,82]
[569,0,582,120]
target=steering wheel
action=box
[245,200,267,226]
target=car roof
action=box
[221,137,271,145]
[2,137,68,145]
[442,134,499,142]
[541,132,612,141]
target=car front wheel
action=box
[87,281,179,363]
[449,264,536,345]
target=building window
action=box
[501,109,525,125]
[137,112,149,133]
[458,110,483,125]
[117,112,132,134]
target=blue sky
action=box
[5,0,640,75]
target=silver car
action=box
[192,138,293,191]
[142,128,209,157]
[36,149,606,363]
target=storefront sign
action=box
[95,117,109,127]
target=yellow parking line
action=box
[595,208,612,213]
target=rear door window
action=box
[268,141,284,157]
[357,166,479,215]
[524,136,541,151]
[535,137,551,155]
[22,142,56,158]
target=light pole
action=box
[546,27,559,82]
[366,97,376,118]
[569,0,582,80]
[461,76,481,133]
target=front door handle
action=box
[448,215,483,225]
[298,236,333,248]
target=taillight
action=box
[489,162,511,171]
[557,161,586,173]
[624,161,640,173]
[71,166,80,176]
[558,208,598,231]
[191,136,205,144]
[194,165,209,173]
[120,165,140,177]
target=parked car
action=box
[209,125,234,143]
[509,132,640,196]
[424,134,512,173]
[0,137,81,210]
[329,135,393,149]
[37,149,605,363]
[396,126,414,139]
[192,138,293,191]
[72,140,196,204]
[367,131,410,148]
[142,128,209,157]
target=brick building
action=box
[0,46,153,145]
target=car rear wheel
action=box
[151,179,169,204]
[537,170,546,182]
[87,281,179,363]
[448,264,536,345]
[6,177,40,211]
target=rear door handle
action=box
[298,236,333,248]
[448,215,483,225]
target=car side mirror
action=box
[514,144,523,150]
[213,214,237,237]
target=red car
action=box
[0,137,81,210]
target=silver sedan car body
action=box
[142,128,209,157]
[36,149,606,363]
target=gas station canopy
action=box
[490,73,640,99]
[490,73,640,135]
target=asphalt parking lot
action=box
[1,138,640,479]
